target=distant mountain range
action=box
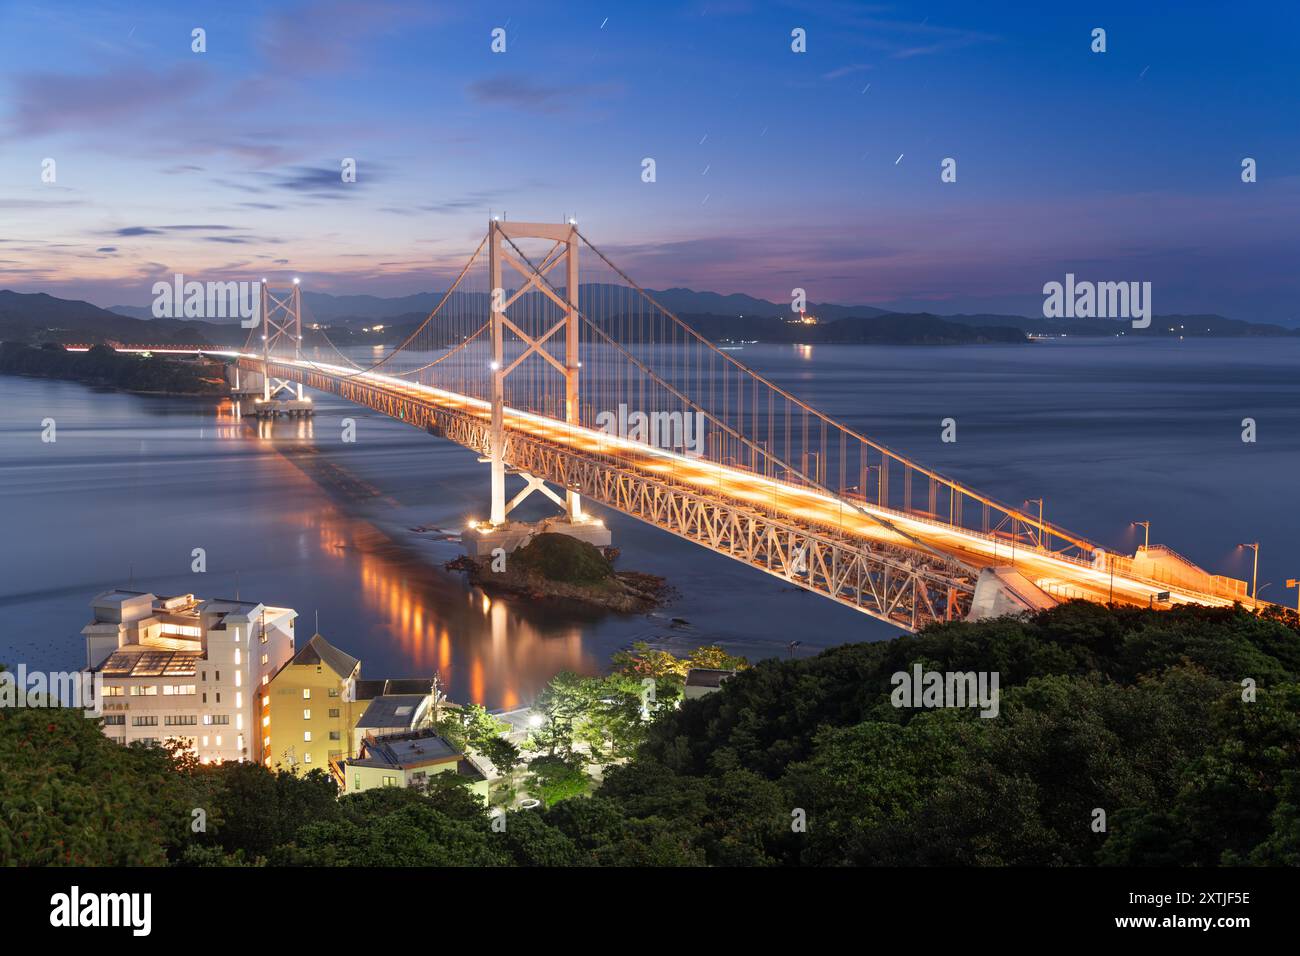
[106,285,890,325]
[2,286,1294,350]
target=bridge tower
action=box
[487,219,582,526]
[260,278,304,401]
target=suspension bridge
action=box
[89,220,1256,631]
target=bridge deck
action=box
[234,353,1248,629]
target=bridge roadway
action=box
[227,353,1249,628]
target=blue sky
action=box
[1,0,1297,320]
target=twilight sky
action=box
[1,0,1297,321]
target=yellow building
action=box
[261,633,361,773]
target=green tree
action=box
[526,755,591,807]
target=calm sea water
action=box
[2,338,1297,708]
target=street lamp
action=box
[1132,520,1150,550]
[1238,542,1260,609]
[1288,578,1300,614]
[1025,498,1044,547]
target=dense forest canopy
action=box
[2,601,1297,866]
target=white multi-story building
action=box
[82,590,297,764]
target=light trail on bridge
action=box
[234,352,1244,620]
[143,221,1257,630]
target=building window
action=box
[328,708,339,718]
[162,685,196,696]
[203,715,230,726]
[303,753,312,764]
[103,715,125,725]
[303,709,311,720]
[215,693,221,703]
[302,688,311,700]
[303,731,312,742]
[164,715,197,726]
[328,688,339,698]
[329,730,340,741]
[354,775,361,790]
[261,654,268,666]
[129,686,157,696]
[382,776,397,787]
[102,686,124,697]
[131,716,158,727]
[160,623,201,638]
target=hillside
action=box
[673,310,1028,345]
[3,601,1297,866]
[0,290,232,346]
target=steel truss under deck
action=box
[249,358,976,630]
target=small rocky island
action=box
[446,532,671,613]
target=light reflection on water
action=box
[2,337,1298,708]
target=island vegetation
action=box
[0,341,227,396]
[447,533,671,612]
[3,601,1298,866]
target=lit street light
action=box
[1132,520,1150,550]
[1287,578,1300,614]
[1025,498,1044,547]
[1238,542,1260,609]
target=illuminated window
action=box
[302,689,311,700]
[160,623,201,638]
[303,709,311,720]
[303,753,312,764]
[303,731,312,742]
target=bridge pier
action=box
[461,514,611,559]
[467,465,610,558]
[967,567,1058,619]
